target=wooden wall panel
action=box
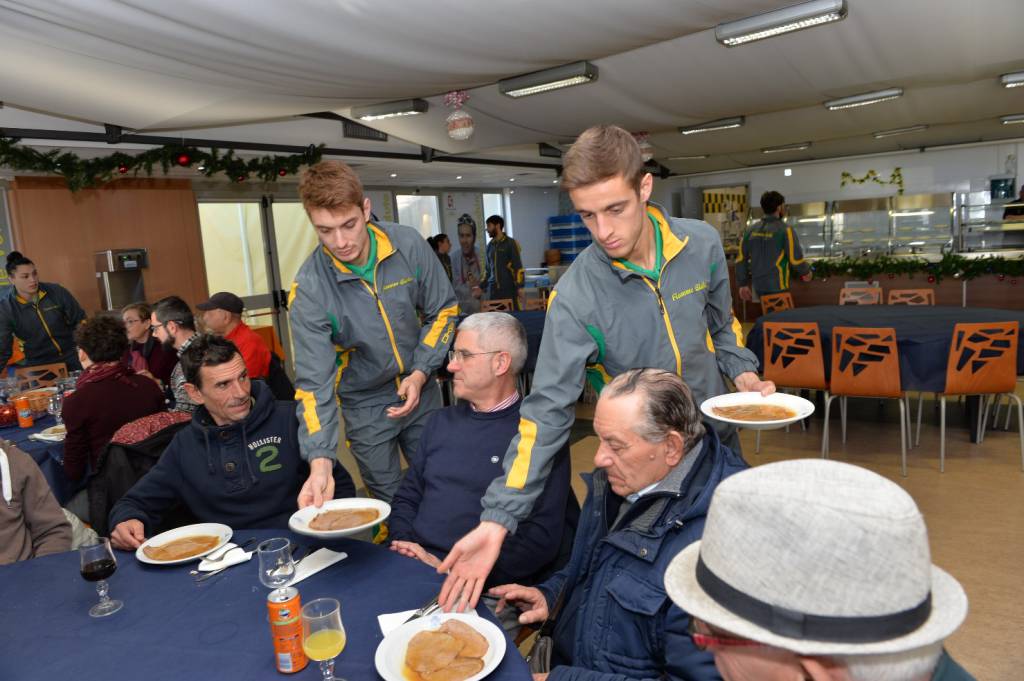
[7,177,209,314]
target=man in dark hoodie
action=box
[109,335,354,549]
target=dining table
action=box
[0,528,532,681]
[0,414,82,505]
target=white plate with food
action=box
[135,523,232,565]
[375,612,505,681]
[288,498,390,539]
[700,391,815,430]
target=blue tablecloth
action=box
[747,305,1024,393]
[0,529,531,681]
[0,415,83,505]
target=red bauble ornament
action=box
[117,164,128,174]
[998,274,1006,281]
[927,275,935,284]
[888,273,895,279]
[278,168,287,177]
[176,153,191,167]
[236,175,246,183]
[1012,279,1018,286]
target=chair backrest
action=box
[760,292,795,315]
[251,324,285,357]
[830,326,902,398]
[887,288,935,305]
[14,362,67,390]
[262,353,296,401]
[481,298,513,312]
[524,298,547,311]
[838,287,882,305]
[762,322,827,390]
[944,321,1019,395]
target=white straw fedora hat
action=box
[664,459,968,656]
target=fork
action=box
[189,538,257,576]
[402,595,440,624]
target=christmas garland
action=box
[810,253,1024,283]
[840,167,905,195]
[0,136,323,191]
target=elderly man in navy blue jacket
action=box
[109,335,354,549]
[491,368,746,681]
[388,312,574,596]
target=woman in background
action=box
[121,302,177,385]
[428,234,454,281]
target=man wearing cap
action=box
[664,459,974,681]
[198,292,272,380]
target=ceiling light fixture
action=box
[350,98,428,122]
[1000,72,1024,89]
[892,211,934,217]
[715,0,847,46]
[762,142,812,154]
[799,217,826,223]
[456,175,463,180]
[667,154,710,160]
[389,173,398,178]
[679,116,745,135]
[873,124,928,139]
[499,61,598,98]
[1001,113,1024,125]
[825,88,903,111]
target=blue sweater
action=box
[109,382,355,534]
[389,398,572,586]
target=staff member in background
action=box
[735,191,812,303]
[290,160,458,510]
[121,302,177,385]
[427,234,454,282]
[0,251,86,370]
[483,215,524,309]
[197,291,271,380]
[451,214,484,314]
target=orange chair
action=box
[887,289,935,305]
[759,322,828,453]
[838,287,882,305]
[760,292,795,315]
[251,324,285,358]
[14,362,68,391]
[523,298,547,311]
[823,327,911,476]
[481,298,514,312]
[933,322,1022,471]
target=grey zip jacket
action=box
[735,215,811,295]
[0,282,85,368]
[480,202,758,532]
[289,221,459,463]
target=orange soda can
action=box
[267,587,308,674]
[14,396,33,428]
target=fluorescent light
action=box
[351,98,428,121]
[892,211,934,217]
[679,116,745,135]
[784,168,793,177]
[1001,72,1024,89]
[1001,114,1024,125]
[808,244,825,249]
[499,61,597,98]
[873,124,928,139]
[825,88,903,111]
[456,175,463,180]
[552,179,558,184]
[762,142,812,154]
[389,173,398,178]
[668,154,710,160]
[716,0,846,46]
[799,217,826,223]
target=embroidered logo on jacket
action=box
[671,281,708,301]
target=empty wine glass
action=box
[302,598,347,681]
[47,394,63,425]
[257,538,295,597]
[79,538,123,617]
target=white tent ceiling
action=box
[1,0,1023,185]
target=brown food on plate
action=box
[405,631,464,674]
[712,404,795,421]
[421,657,485,681]
[404,620,489,680]
[308,507,379,531]
[142,534,221,561]
[439,619,489,658]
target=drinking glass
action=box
[79,538,123,617]
[47,394,63,425]
[302,598,347,681]
[257,538,295,596]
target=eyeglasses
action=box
[123,318,144,325]
[149,323,165,333]
[688,618,765,651]
[448,349,502,363]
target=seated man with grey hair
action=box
[490,368,747,681]
[389,312,574,591]
[664,459,974,681]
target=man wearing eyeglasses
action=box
[150,296,199,414]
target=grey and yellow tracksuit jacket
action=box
[735,215,811,295]
[288,222,459,463]
[484,233,524,306]
[481,202,758,532]
[0,282,86,368]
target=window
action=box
[396,194,441,239]
[482,193,506,242]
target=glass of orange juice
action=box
[302,597,346,681]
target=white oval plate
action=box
[41,424,66,438]
[374,612,505,681]
[135,523,232,565]
[288,498,390,539]
[701,391,815,430]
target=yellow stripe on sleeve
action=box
[295,388,321,435]
[731,316,746,348]
[422,304,459,348]
[505,418,537,489]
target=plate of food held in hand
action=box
[135,523,232,565]
[375,612,505,681]
[700,391,814,430]
[289,497,391,538]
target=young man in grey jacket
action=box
[291,161,458,508]
[439,125,774,611]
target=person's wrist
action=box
[310,457,334,473]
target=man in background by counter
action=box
[197,291,271,380]
[736,190,812,302]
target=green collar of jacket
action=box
[615,213,664,280]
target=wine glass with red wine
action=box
[79,538,123,617]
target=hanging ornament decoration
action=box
[0,136,324,192]
[444,90,475,141]
[810,253,1024,283]
[927,275,936,284]
[840,167,905,195]
[998,273,1006,281]
[633,132,654,162]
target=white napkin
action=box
[289,548,347,586]
[197,544,253,572]
[29,432,65,443]
[378,606,479,636]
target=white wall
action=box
[652,140,1024,209]
[507,187,560,269]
